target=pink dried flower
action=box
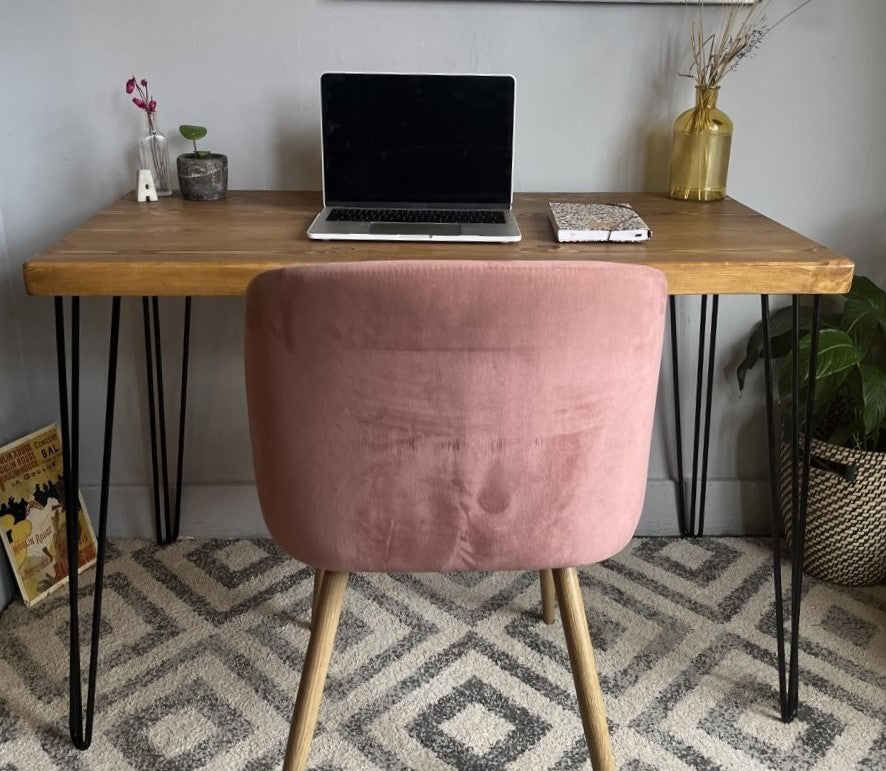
[124,75,157,115]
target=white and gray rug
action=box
[0,538,883,770]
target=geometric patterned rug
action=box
[0,538,883,770]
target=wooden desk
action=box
[23,191,854,747]
[24,191,853,297]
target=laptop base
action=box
[307,207,522,243]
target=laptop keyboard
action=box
[328,208,506,224]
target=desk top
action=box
[23,191,854,297]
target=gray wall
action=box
[2,0,885,607]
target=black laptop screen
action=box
[321,73,515,207]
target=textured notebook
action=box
[548,202,651,243]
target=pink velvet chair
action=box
[245,260,667,770]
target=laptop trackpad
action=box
[369,222,461,237]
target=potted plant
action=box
[737,275,886,585]
[669,0,817,202]
[177,124,228,201]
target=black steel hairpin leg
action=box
[55,296,121,749]
[669,294,719,536]
[761,293,820,722]
[141,296,191,545]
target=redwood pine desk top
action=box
[23,191,854,297]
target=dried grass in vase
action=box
[681,0,817,90]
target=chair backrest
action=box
[245,260,666,573]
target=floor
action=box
[0,537,883,769]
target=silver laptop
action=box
[307,73,521,243]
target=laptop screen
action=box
[321,73,515,208]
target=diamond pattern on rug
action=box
[438,700,514,756]
[634,537,741,582]
[820,604,879,648]
[410,676,550,768]
[0,538,883,770]
[113,679,253,770]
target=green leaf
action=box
[842,275,886,352]
[828,423,858,447]
[859,363,886,435]
[842,314,879,354]
[812,370,855,419]
[821,369,864,447]
[736,305,815,391]
[179,124,208,141]
[777,328,861,400]
[781,370,854,431]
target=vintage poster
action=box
[0,424,97,607]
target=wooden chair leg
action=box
[539,569,557,625]
[284,570,348,771]
[552,567,615,771]
[311,568,325,627]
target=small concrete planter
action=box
[177,153,228,201]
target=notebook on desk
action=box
[307,72,521,243]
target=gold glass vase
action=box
[668,86,733,202]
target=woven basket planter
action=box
[779,435,886,586]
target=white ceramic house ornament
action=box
[137,169,158,202]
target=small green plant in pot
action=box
[737,275,886,585]
[177,124,228,201]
